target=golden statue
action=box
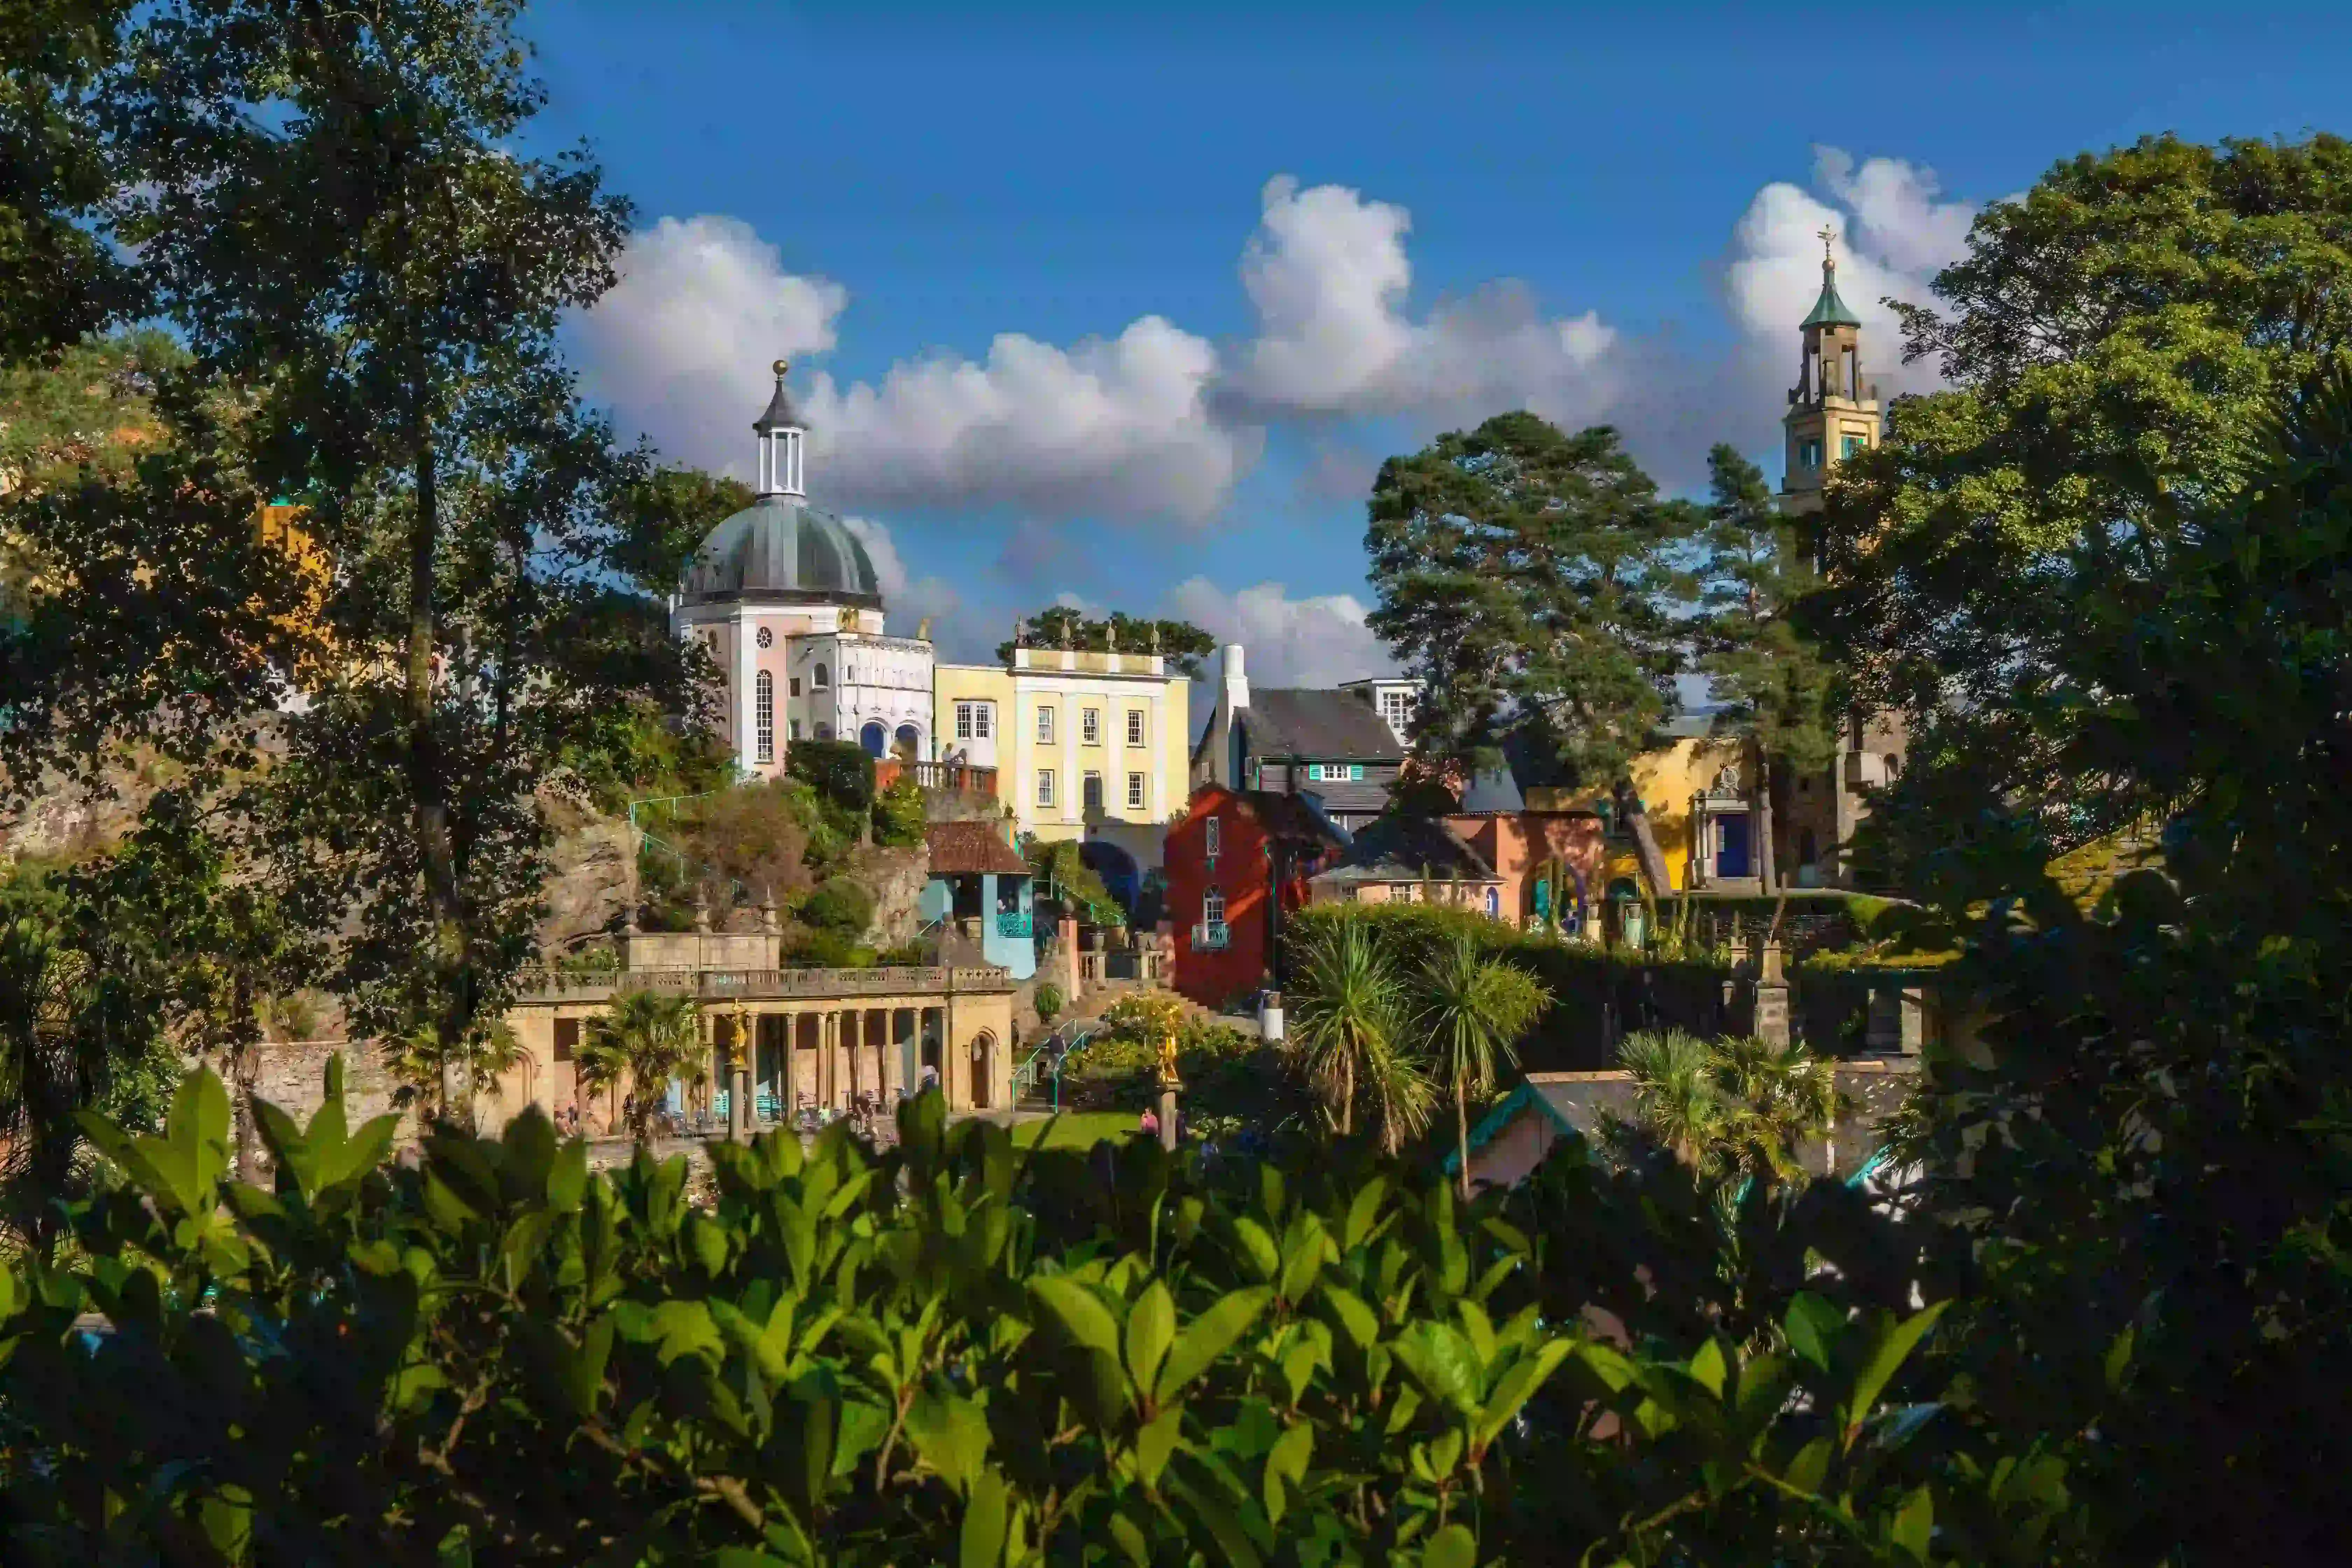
[1157,1023,1181,1085]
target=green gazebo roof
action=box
[1801,266,1862,329]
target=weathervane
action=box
[1817,225,1837,264]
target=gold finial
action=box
[1817,225,1836,265]
[773,358,790,377]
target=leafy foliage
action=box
[995,608,1216,678]
[0,1064,2060,1564]
[1612,1028,1840,1179]
[870,773,926,848]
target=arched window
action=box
[815,723,832,741]
[894,723,920,762]
[755,671,775,764]
[859,721,887,758]
[812,662,831,689]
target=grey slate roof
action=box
[754,365,804,432]
[1456,765,1525,815]
[1238,688,1404,764]
[1312,814,1496,886]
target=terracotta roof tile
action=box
[924,820,1030,876]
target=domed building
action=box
[674,362,936,778]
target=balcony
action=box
[1192,921,1231,952]
[996,909,1033,939]
[875,760,998,796]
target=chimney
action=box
[1221,642,1249,712]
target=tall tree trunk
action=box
[1754,746,1778,894]
[1456,1075,1471,1202]
[1614,779,1673,898]
[1341,1052,1354,1136]
[407,439,471,1091]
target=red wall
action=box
[1166,787,1317,1008]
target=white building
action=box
[673,362,935,776]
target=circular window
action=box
[755,626,774,649]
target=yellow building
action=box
[1525,727,1754,898]
[933,643,1190,896]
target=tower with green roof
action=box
[1779,225,1880,514]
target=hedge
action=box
[1286,903,1736,1071]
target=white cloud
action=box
[803,318,1256,522]
[1722,149,1981,403]
[575,216,846,473]
[1164,576,1394,690]
[1225,176,1618,427]
[839,513,988,660]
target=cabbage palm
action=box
[1286,917,1413,1142]
[1616,1028,1729,1172]
[1418,935,1550,1197]
[580,990,706,1144]
[1712,1034,1839,1177]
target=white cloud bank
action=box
[580,149,1983,527]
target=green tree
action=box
[0,0,136,360]
[578,989,705,1145]
[1614,1028,1727,1171]
[7,0,699,1072]
[1286,915,1431,1148]
[1811,133,2352,867]
[1366,413,1695,895]
[1417,933,1549,1198]
[1695,444,1840,892]
[995,608,1216,678]
[615,463,754,596]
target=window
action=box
[1204,816,1222,862]
[812,662,830,689]
[1127,772,1144,810]
[1126,709,1145,746]
[1800,439,1823,469]
[789,676,801,697]
[1036,769,1055,807]
[1202,887,1225,926]
[1309,763,1366,783]
[1390,883,1415,903]
[756,626,774,649]
[955,701,993,741]
[553,1018,578,1062]
[755,671,775,764]
[1082,771,1102,811]
[1379,689,1411,736]
[815,723,832,741]
[1037,706,1055,743]
[789,719,802,741]
[1842,433,1868,460]
[1082,707,1100,744]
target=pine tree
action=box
[1694,444,1840,892]
[1365,413,1697,895]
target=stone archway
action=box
[969,1029,997,1111]
[860,721,888,757]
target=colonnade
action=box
[696,1001,1001,1126]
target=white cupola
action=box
[753,358,806,498]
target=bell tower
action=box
[1780,227,1879,515]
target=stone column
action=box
[1060,915,1080,1003]
[1752,939,1790,1048]
[728,1006,750,1143]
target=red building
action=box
[1164,786,1344,1008]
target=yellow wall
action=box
[1525,737,1750,895]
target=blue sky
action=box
[535,0,2352,682]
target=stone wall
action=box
[241,1038,419,1181]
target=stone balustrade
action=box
[516,962,1013,1002]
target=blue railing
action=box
[1193,921,1231,951]
[997,910,1034,938]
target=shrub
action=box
[0,1066,2057,1563]
[799,878,875,940]
[785,927,865,968]
[786,737,876,813]
[1032,980,1063,1023]
[871,774,925,848]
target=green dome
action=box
[681,495,881,607]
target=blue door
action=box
[1717,814,1752,878]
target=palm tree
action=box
[1286,917,1413,1142]
[1616,1028,1729,1172]
[1417,935,1551,1197]
[579,990,706,1145]
[1711,1034,1839,1177]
